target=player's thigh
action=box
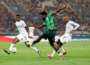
[12,37,19,44]
[40,30,48,39]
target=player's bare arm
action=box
[53,3,66,15]
[25,26,29,34]
[31,24,44,29]
[70,30,74,34]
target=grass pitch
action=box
[0,41,90,65]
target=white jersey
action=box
[65,21,80,35]
[15,20,27,34]
[29,27,35,33]
[59,21,80,44]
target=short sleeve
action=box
[22,21,26,27]
[47,13,53,18]
[15,28,20,33]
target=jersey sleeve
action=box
[47,13,53,18]
[15,28,20,33]
[70,21,80,30]
[42,21,46,26]
[22,21,26,27]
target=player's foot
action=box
[4,49,10,55]
[59,53,63,60]
[63,51,67,55]
[27,42,33,46]
[37,51,41,57]
[46,54,53,58]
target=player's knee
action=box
[12,37,19,44]
[58,39,63,45]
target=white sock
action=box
[51,50,56,57]
[60,46,65,52]
[30,46,39,52]
[9,44,15,51]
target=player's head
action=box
[40,11,47,20]
[63,16,69,23]
[16,14,21,21]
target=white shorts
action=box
[29,32,34,37]
[59,34,71,44]
[16,33,29,42]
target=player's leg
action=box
[48,38,61,55]
[47,39,63,60]
[4,37,19,54]
[27,30,49,46]
[46,40,59,58]
[27,35,43,46]
[25,42,41,57]
[60,46,66,55]
[56,39,66,55]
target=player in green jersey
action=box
[28,3,66,59]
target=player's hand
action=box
[70,30,74,34]
[61,3,66,9]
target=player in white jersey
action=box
[4,14,40,56]
[46,16,80,60]
[28,23,35,38]
[24,24,41,57]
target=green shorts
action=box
[40,29,57,43]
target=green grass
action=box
[0,41,90,65]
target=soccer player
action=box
[25,23,41,57]
[16,27,40,57]
[46,16,80,59]
[4,14,39,56]
[28,23,35,39]
[27,3,66,59]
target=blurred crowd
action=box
[0,4,16,34]
[0,0,90,34]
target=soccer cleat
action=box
[46,54,53,58]
[63,51,67,55]
[59,53,63,60]
[27,42,33,46]
[4,49,10,55]
[37,51,41,57]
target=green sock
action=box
[56,49,60,54]
[32,41,35,45]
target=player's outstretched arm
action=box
[53,3,66,15]
[29,24,44,29]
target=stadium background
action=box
[0,0,90,65]
[0,0,90,41]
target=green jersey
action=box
[15,28,20,33]
[43,13,57,30]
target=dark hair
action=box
[16,14,21,16]
[40,11,47,15]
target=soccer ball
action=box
[11,47,17,53]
